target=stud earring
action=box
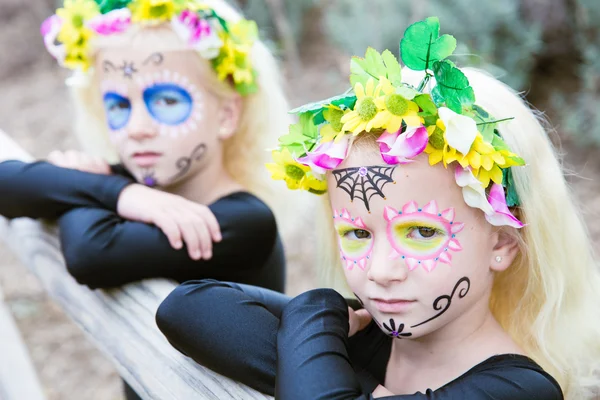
[495,256,502,263]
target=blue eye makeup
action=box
[102,92,131,130]
[143,83,193,126]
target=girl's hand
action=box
[348,307,372,337]
[116,184,222,260]
[47,150,112,175]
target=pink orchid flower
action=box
[377,125,429,165]
[87,9,132,35]
[485,183,524,228]
[297,134,351,174]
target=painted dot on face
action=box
[384,200,464,272]
[333,208,373,271]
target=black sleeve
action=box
[156,279,290,396]
[274,289,563,400]
[0,160,132,219]
[58,193,281,290]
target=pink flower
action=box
[485,184,524,228]
[40,15,66,63]
[297,135,351,174]
[171,10,223,59]
[377,125,428,165]
[87,9,131,35]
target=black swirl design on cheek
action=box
[332,165,396,213]
[165,143,207,184]
[410,277,470,328]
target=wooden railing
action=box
[0,130,272,400]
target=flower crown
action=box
[41,0,258,95]
[267,17,525,228]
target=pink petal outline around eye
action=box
[333,208,373,271]
[384,205,399,221]
[485,184,524,229]
[377,125,429,165]
[385,200,464,272]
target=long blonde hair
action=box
[319,68,600,398]
[65,0,317,286]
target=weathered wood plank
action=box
[0,130,273,400]
[0,286,47,400]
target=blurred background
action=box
[0,0,599,398]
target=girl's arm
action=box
[275,289,563,400]
[0,160,131,219]
[59,193,282,290]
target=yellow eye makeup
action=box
[333,209,373,270]
[384,200,464,272]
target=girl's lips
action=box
[132,152,162,167]
[371,298,416,313]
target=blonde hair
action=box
[319,68,600,398]
[66,0,317,286]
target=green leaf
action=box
[491,135,526,165]
[381,50,403,86]
[400,16,457,71]
[464,105,496,142]
[395,85,419,100]
[414,94,438,115]
[431,86,444,107]
[94,0,132,13]
[432,60,475,113]
[279,113,320,157]
[350,48,403,87]
[502,168,521,207]
[289,92,357,125]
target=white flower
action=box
[454,166,494,215]
[438,107,478,155]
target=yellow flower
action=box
[340,78,387,135]
[320,105,349,142]
[374,78,421,132]
[457,134,519,187]
[215,20,257,85]
[266,148,312,190]
[305,174,328,195]
[129,0,180,23]
[423,118,459,166]
[63,30,93,71]
[56,0,99,45]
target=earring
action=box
[495,256,502,263]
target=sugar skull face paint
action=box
[135,70,204,138]
[384,200,464,272]
[333,208,373,270]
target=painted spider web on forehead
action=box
[332,166,396,212]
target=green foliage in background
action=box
[231,0,600,146]
[554,0,600,146]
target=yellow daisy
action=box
[320,105,349,143]
[266,148,311,190]
[423,119,460,166]
[305,174,328,195]
[63,30,93,71]
[215,20,257,85]
[374,78,421,132]
[129,0,179,23]
[56,0,99,45]
[340,78,387,135]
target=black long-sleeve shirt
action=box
[156,280,563,399]
[0,161,285,291]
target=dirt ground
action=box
[0,1,599,399]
